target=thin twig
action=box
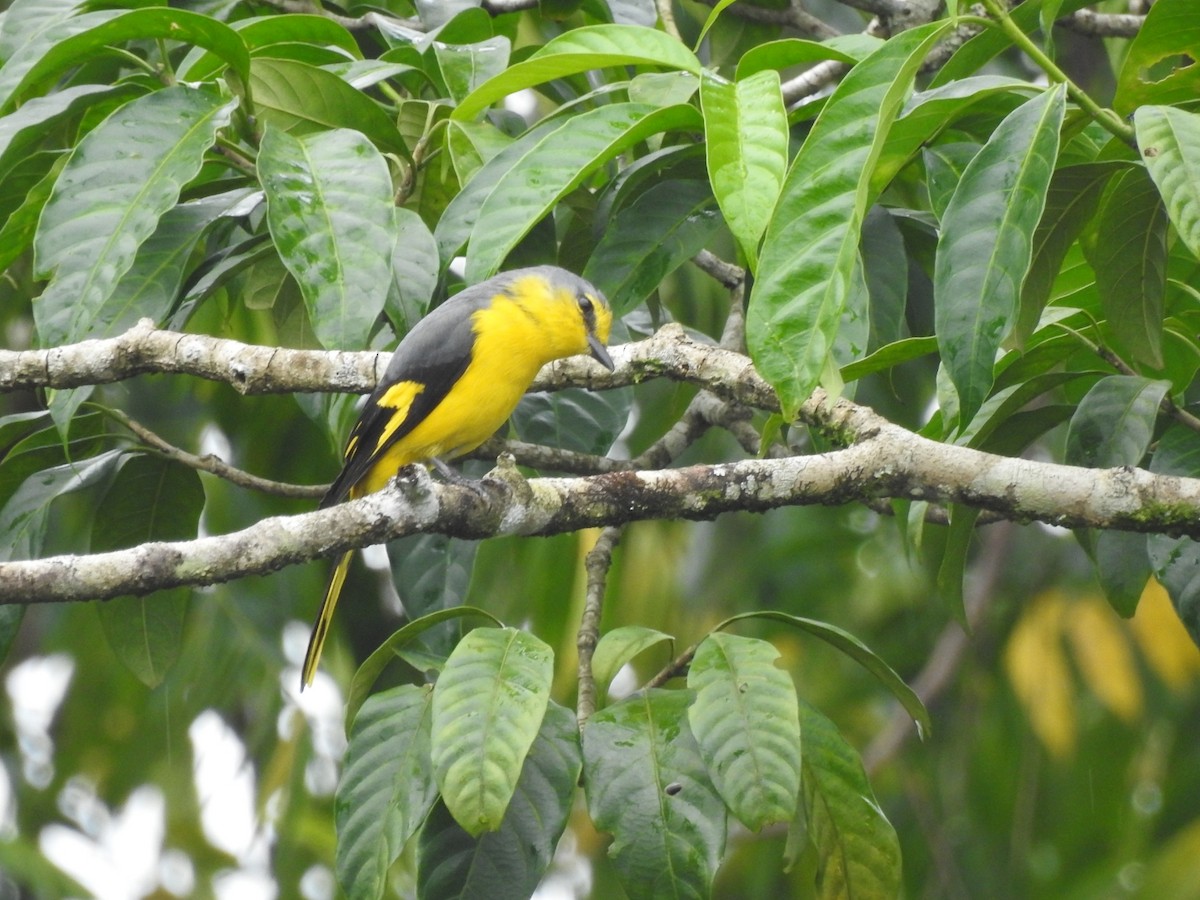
[577,526,624,726]
[107,408,327,499]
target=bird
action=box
[301,265,615,688]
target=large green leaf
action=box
[337,684,438,900]
[686,633,801,831]
[0,152,65,274]
[453,24,702,119]
[1067,376,1170,619]
[700,70,787,271]
[0,0,86,63]
[387,207,441,334]
[0,7,250,113]
[177,13,362,82]
[92,455,203,687]
[461,103,702,283]
[747,22,950,420]
[721,610,931,738]
[32,86,236,348]
[0,83,126,179]
[582,689,726,900]
[873,76,1036,195]
[934,85,1065,427]
[248,57,409,158]
[512,387,632,457]
[734,37,863,81]
[258,126,397,350]
[0,449,124,563]
[345,606,500,729]
[432,36,511,104]
[1065,375,1170,470]
[792,701,902,899]
[582,179,721,314]
[1114,0,1200,115]
[1084,167,1169,369]
[430,627,553,835]
[590,625,673,702]
[1015,162,1122,344]
[1135,106,1200,261]
[98,188,259,339]
[418,702,581,900]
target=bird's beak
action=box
[588,334,615,371]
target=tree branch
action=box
[6,412,1200,603]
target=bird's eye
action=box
[577,294,594,313]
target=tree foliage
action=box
[1,0,1200,898]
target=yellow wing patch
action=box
[376,380,425,452]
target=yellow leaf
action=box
[1004,591,1076,758]
[1064,595,1142,722]
[1130,579,1200,691]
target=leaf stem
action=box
[977,0,1134,145]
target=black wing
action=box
[319,287,496,508]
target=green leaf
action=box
[1114,0,1200,115]
[92,455,203,687]
[1015,162,1122,345]
[734,37,863,81]
[417,702,581,900]
[0,449,124,562]
[259,126,397,350]
[923,142,978,222]
[0,0,86,63]
[748,22,951,420]
[0,8,251,113]
[0,83,129,180]
[590,625,673,701]
[1147,425,1200,645]
[1084,167,1169,368]
[582,689,726,900]
[431,627,553,835]
[1065,375,1169,469]
[0,152,66,274]
[248,57,410,158]
[337,684,438,900]
[99,188,258,339]
[346,606,500,729]
[178,13,362,82]
[840,336,937,383]
[512,388,632,457]
[874,76,1037,194]
[701,70,787,271]
[686,633,801,831]
[859,207,908,351]
[582,179,720,314]
[793,700,901,898]
[433,115,565,264]
[386,532,481,663]
[1093,531,1152,619]
[432,36,511,104]
[32,86,236,348]
[453,24,702,119]
[721,610,931,739]
[460,103,703,283]
[1135,106,1200,261]
[936,505,980,627]
[934,85,1066,426]
[929,0,1092,88]
[387,207,440,334]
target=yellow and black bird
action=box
[301,266,615,688]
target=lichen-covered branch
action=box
[5,418,1200,603]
